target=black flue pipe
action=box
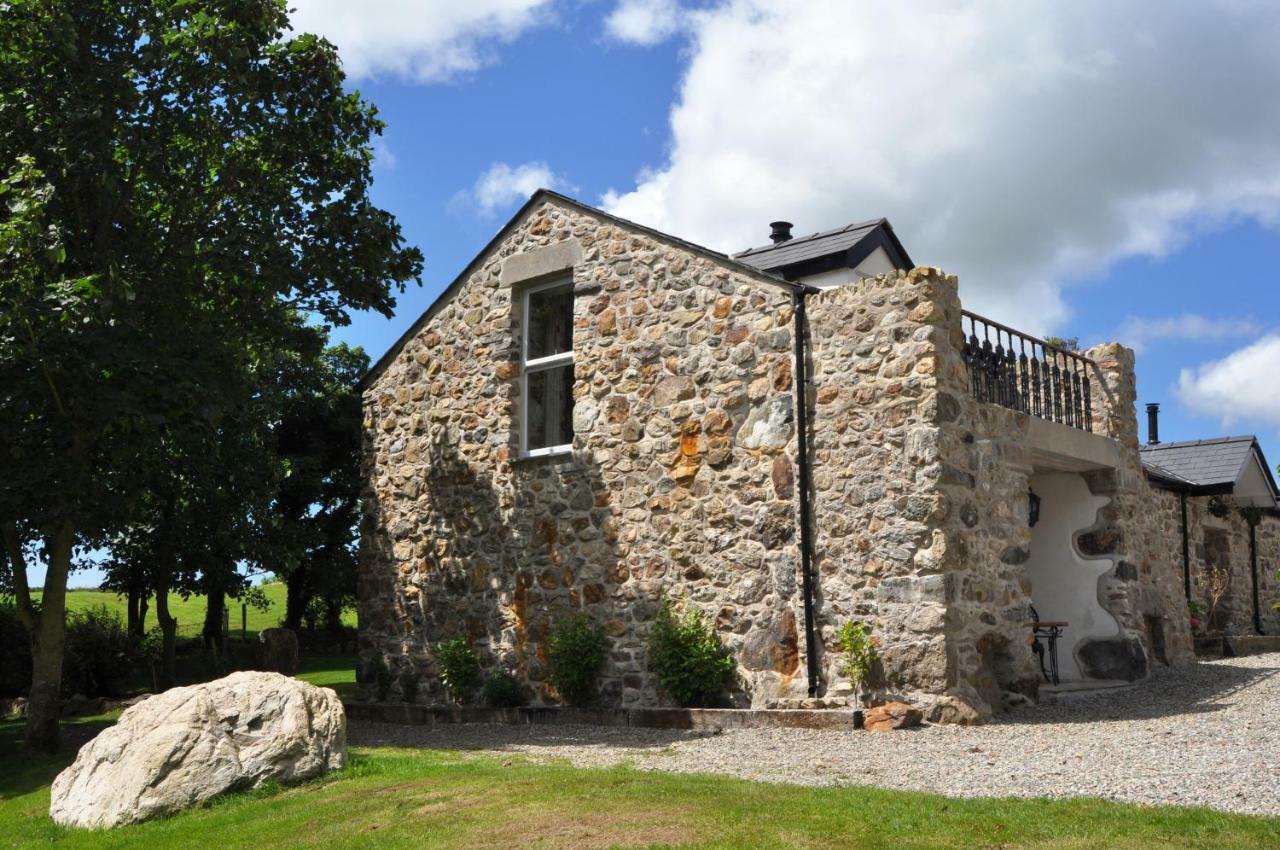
[1146,402,1161,445]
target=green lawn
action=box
[295,655,358,699]
[1,715,1277,849]
[30,583,355,637]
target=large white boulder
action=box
[50,671,346,829]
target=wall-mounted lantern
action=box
[1028,489,1042,528]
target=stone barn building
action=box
[359,190,1279,721]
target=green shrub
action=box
[435,637,480,703]
[482,671,525,708]
[836,620,879,697]
[647,598,734,707]
[547,612,608,706]
[365,654,394,702]
[63,605,138,698]
[398,667,420,704]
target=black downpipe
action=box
[791,286,821,698]
[1249,520,1262,634]
[1180,491,1191,601]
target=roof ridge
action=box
[1139,435,1257,450]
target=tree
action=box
[257,339,368,634]
[0,1,422,750]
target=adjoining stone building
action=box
[358,190,1279,721]
[1141,433,1280,640]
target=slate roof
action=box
[734,220,888,270]
[1139,436,1276,494]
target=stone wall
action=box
[802,268,1033,718]
[790,267,1048,721]
[360,197,809,707]
[1169,493,1280,637]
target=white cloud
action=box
[1116,314,1263,353]
[1178,335,1280,427]
[457,161,570,216]
[372,137,398,172]
[605,0,686,45]
[288,0,554,82]
[603,1,1280,334]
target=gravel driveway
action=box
[349,653,1280,816]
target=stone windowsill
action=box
[511,449,577,468]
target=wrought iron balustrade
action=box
[961,310,1094,431]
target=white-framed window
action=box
[520,276,575,458]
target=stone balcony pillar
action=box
[1084,342,1139,450]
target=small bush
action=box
[365,655,394,702]
[398,667,420,704]
[647,598,734,707]
[435,637,480,703]
[836,620,879,698]
[63,605,138,698]
[482,671,525,708]
[547,612,608,706]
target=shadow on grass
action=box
[0,715,115,801]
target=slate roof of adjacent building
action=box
[1140,436,1279,497]
[727,218,916,279]
[732,217,911,277]
[735,220,883,267]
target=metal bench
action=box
[1030,605,1067,685]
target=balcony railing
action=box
[961,310,1094,432]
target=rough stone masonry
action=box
[359,194,1199,721]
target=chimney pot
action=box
[769,221,793,244]
[1146,402,1160,445]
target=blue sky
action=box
[55,1,1280,587]
[327,1,1280,452]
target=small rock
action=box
[863,701,923,732]
[258,627,299,675]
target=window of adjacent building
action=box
[520,277,574,456]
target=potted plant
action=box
[1201,562,1230,636]
[1187,601,1205,636]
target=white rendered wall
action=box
[1026,472,1122,681]
[1235,455,1277,508]
[797,246,899,289]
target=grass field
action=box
[29,583,355,637]
[295,655,358,699]
[1,714,1277,849]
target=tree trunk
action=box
[284,573,308,633]
[24,522,74,752]
[126,587,150,639]
[153,574,177,690]
[202,587,225,654]
[323,596,344,634]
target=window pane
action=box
[526,283,573,360]
[527,363,574,450]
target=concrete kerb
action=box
[344,701,865,731]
